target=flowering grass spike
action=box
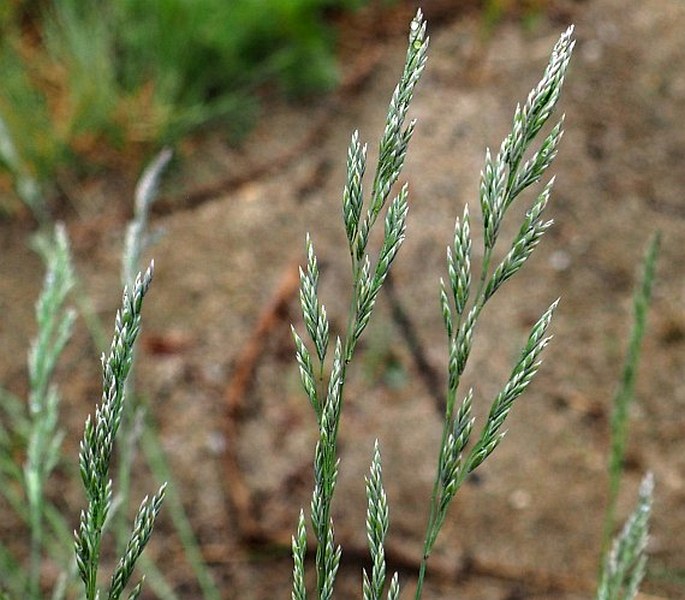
[74,263,165,600]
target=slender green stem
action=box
[415,297,483,600]
[475,246,494,302]
[27,495,42,599]
[601,233,660,557]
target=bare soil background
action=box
[1,0,684,598]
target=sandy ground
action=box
[1,0,684,598]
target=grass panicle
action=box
[74,263,165,600]
[415,26,574,599]
[24,225,76,598]
[0,226,80,599]
[290,9,428,598]
[353,12,428,266]
[123,147,173,290]
[115,148,172,551]
[120,148,222,600]
[0,151,216,600]
[0,9,664,600]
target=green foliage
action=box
[113,0,343,104]
[0,0,367,217]
[481,0,547,32]
[0,56,52,220]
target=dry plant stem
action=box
[224,257,301,543]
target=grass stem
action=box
[602,233,660,557]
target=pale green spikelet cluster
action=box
[290,9,428,598]
[597,473,654,600]
[416,24,573,599]
[108,490,166,600]
[74,263,166,600]
[25,225,76,598]
[123,147,172,289]
[363,441,399,600]
[291,510,308,600]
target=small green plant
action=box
[0,226,79,598]
[592,232,659,599]
[0,150,221,599]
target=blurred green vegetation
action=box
[482,0,546,31]
[0,0,366,217]
[0,0,550,219]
